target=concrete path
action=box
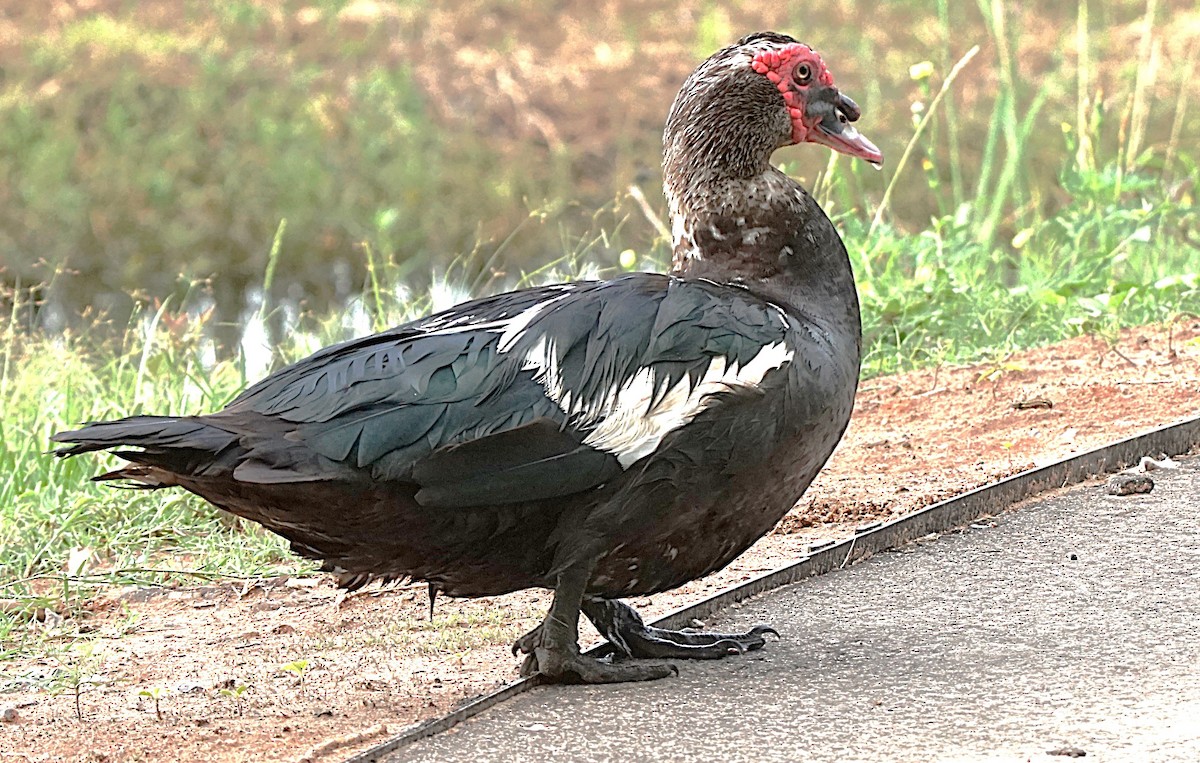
[393,458,1200,763]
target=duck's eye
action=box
[794,63,812,84]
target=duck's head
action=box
[664,31,882,179]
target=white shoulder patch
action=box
[579,341,793,467]
[520,335,568,405]
[496,294,570,352]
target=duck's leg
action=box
[513,564,676,683]
[583,598,778,660]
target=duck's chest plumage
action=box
[580,297,860,596]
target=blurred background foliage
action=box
[0,0,1196,355]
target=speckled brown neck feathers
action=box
[661,35,860,341]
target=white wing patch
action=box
[523,341,793,468]
[497,295,570,352]
[520,335,567,404]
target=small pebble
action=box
[1106,474,1153,496]
[1,706,18,722]
[175,680,207,694]
[1047,747,1087,758]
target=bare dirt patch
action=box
[3,321,1199,762]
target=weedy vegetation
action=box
[137,686,169,721]
[46,641,106,721]
[218,682,250,717]
[1,0,1197,669]
[279,659,312,691]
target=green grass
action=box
[850,159,1199,375]
[0,312,299,601]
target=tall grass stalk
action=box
[1124,0,1160,173]
[870,45,980,237]
[973,0,1025,249]
[812,150,841,213]
[626,184,670,243]
[936,0,965,207]
[134,298,172,410]
[1164,42,1197,179]
[257,219,288,328]
[1075,0,1093,173]
[1116,0,1161,197]
[980,84,1049,256]
[1,281,22,403]
[363,242,388,333]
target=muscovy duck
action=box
[53,32,881,684]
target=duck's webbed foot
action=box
[513,625,676,683]
[510,567,676,684]
[583,598,778,660]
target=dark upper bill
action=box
[806,90,883,167]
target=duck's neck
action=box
[662,163,861,344]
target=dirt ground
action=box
[2,320,1199,762]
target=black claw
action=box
[512,625,542,656]
[715,638,745,655]
[519,653,539,677]
[749,624,780,639]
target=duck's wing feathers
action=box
[226,274,796,508]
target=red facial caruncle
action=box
[751,43,833,145]
[751,42,882,166]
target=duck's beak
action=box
[806,90,883,168]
